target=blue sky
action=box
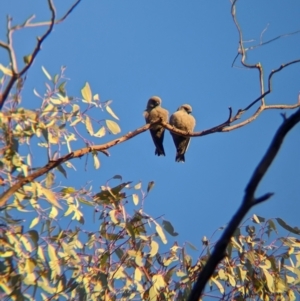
[1,0,300,253]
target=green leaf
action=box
[81,82,92,103]
[106,105,119,120]
[113,175,122,180]
[42,66,52,80]
[147,181,155,193]
[23,54,32,64]
[61,187,76,194]
[57,164,67,178]
[276,218,300,235]
[163,220,178,236]
[58,81,67,96]
[106,119,121,134]
[27,230,39,248]
[126,222,136,241]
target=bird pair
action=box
[144,96,196,162]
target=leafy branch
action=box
[0,0,82,110]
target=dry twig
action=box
[0,0,82,110]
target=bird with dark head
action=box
[144,96,169,156]
[170,104,196,162]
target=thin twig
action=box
[12,0,82,30]
[0,0,82,110]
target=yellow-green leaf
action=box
[23,54,32,64]
[42,66,52,81]
[262,268,274,292]
[70,117,82,127]
[252,214,260,224]
[93,153,100,169]
[132,194,139,205]
[156,224,167,244]
[36,182,62,209]
[149,240,159,257]
[25,258,36,273]
[152,274,165,292]
[49,206,59,219]
[38,246,46,262]
[85,115,94,135]
[109,210,119,224]
[106,105,119,120]
[93,93,100,101]
[106,119,121,134]
[20,235,33,252]
[134,267,142,282]
[211,277,224,294]
[0,250,14,257]
[134,182,141,190]
[48,244,58,262]
[29,216,40,229]
[81,82,92,103]
[94,126,106,138]
[0,64,13,76]
[0,282,13,295]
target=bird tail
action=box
[155,147,165,156]
[175,153,185,162]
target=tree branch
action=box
[12,0,82,30]
[0,0,82,111]
[0,123,153,207]
[187,108,300,301]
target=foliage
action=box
[1,1,300,300]
[0,67,299,300]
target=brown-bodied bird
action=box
[170,104,196,162]
[144,96,169,156]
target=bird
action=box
[144,96,169,156]
[169,104,196,162]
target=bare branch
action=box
[252,29,300,51]
[0,0,82,110]
[187,107,300,301]
[12,0,82,30]
[227,0,300,131]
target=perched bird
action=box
[144,96,169,156]
[170,104,196,162]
